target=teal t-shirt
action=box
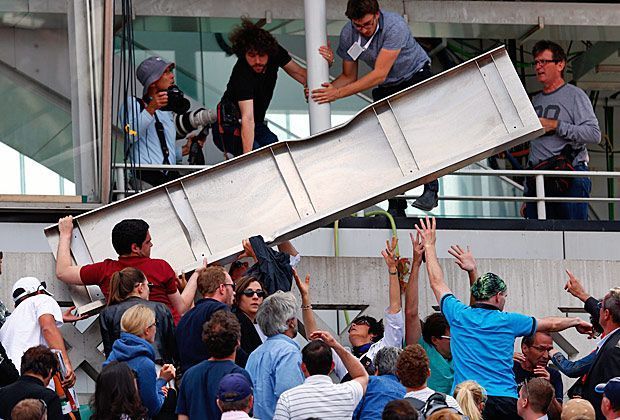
[419,338,454,394]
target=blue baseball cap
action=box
[217,373,253,402]
[136,56,174,97]
[595,377,620,406]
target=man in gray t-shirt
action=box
[311,0,438,212]
[525,40,601,220]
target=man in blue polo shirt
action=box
[311,0,439,212]
[414,216,592,420]
[176,266,235,373]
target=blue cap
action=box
[217,373,253,402]
[136,56,173,97]
[595,377,620,406]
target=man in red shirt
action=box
[55,216,197,323]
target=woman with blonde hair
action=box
[453,380,487,420]
[99,267,176,364]
[105,304,176,419]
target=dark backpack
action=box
[406,392,462,419]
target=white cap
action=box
[12,277,53,303]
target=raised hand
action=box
[409,232,424,268]
[448,245,477,273]
[381,236,398,271]
[239,239,257,261]
[564,270,589,302]
[309,330,339,348]
[414,216,436,248]
[293,268,311,298]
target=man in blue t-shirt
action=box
[311,0,439,212]
[414,216,592,420]
[176,311,251,420]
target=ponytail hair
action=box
[454,380,486,420]
[108,267,146,305]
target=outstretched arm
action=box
[404,232,424,346]
[537,316,592,335]
[294,269,317,336]
[415,217,452,303]
[381,237,401,315]
[56,216,84,285]
[448,245,479,305]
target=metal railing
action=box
[112,164,620,220]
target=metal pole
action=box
[535,174,546,219]
[303,0,331,134]
[115,168,126,200]
[100,0,114,204]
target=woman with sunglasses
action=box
[233,275,268,367]
[99,267,177,365]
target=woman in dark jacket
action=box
[232,275,267,367]
[99,267,177,365]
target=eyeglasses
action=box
[439,335,451,340]
[597,300,604,310]
[518,380,530,397]
[222,283,235,289]
[531,59,560,67]
[148,322,156,329]
[529,345,553,353]
[241,289,266,298]
[351,16,376,30]
[37,398,48,419]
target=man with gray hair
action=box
[354,346,406,419]
[581,288,620,419]
[245,291,304,419]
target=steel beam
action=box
[67,0,101,202]
[45,47,543,311]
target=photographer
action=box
[124,56,215,189]
[214,19,332,157]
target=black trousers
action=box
[482,396,520,420]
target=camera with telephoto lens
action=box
[161,85,191,114]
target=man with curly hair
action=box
[214,18,331,157]
[176,311,251,420]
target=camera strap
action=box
[154,112,170,165]
[135,96,170,166]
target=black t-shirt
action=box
[222,44,292,124]
[513,360,563,402]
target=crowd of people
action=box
[0,211,618,420]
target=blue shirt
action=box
[353,374,405,420]
[123,97,181,165]
[440,294,537,398]
[176,298,228,373]
[336,10,430,86]
[245,334,304,419]
[176,359,251,420]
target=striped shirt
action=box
[274,375,364,420]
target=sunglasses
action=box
[241,289,266,298]
[348,319,371,332]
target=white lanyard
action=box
[347,22,380,61]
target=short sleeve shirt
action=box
[419,338,454,394]
[336,10,430,86]
[0,294,63,369]
[80,256,180,322]
[222,44,292,124]
[440,294,536,398]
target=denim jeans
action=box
[524,162,591,220]
[213,121,278,157]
